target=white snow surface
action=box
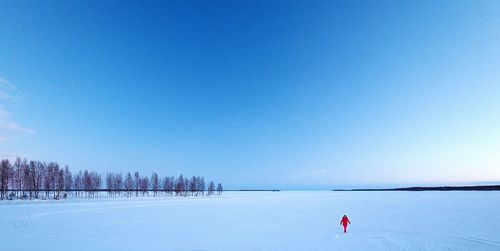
[1,191,500,251]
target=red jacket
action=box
[340,216,351,226]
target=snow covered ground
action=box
[1,191,500,251]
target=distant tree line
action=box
[0,157,223,200]
[105,172,222,197]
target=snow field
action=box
[1,191,500,251]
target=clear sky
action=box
[1,0,499,189]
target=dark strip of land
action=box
[333,185,500,191]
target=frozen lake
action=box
[1,191,500,251]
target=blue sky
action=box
[1,0,499,189]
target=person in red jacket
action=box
[340,214,351,233]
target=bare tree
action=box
[184,177,189,197]
[151,172,159,196]
[93,172,101,197]
[0,159,11,199]
[141,177,149,196]
[175,174,185,196]
[125,172,133,197]
[115,173,123,197]
[13,157,23,198]
[57,168,64,198]
[133,172,140,197]
[217,183,223,195]
[19,159,29,198]
[24,161,34,198]
[64,165,72,197]
[189,176,197,196]
[163,176,174,196]
[208,181,215,195]
[73,171,83,197]
[106,173,114,197]
[198,177,206,195]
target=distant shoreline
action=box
[332,185,500,191]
